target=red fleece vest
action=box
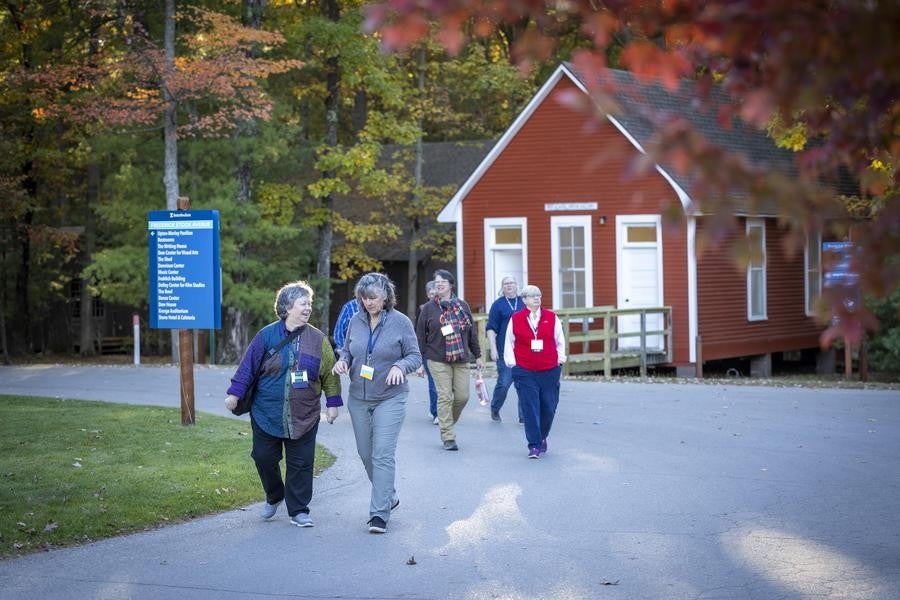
[511,308,559,371]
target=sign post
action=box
[148,202,221,424]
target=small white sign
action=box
[544,202,598,212]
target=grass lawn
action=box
[0,395,335,557]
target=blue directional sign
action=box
[822,241,858,288]
[148,209,221,329]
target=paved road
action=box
[1,364,899,599]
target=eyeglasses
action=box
[524,294,541,299]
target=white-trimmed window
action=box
[483,218,527,310]
[551,215,593,309]
[746,218,767,321]
[804,228,822,316]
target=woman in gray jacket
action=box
[332,273,422,533]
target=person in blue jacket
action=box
[225,280,343,527]
[333,297,360,350]
[486,276,523,422]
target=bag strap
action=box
[266,325,303,360]
[255,325,303,377]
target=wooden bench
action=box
[96,336,132,355]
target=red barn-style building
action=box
[438,64,829,376]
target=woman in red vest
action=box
[502,285,567,458]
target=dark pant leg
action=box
[251,419,285,505]
[283,422,318,516]
[490,356,514,412]
[513,366,542,449]
[537,366,561,441]
[425,361,438,418]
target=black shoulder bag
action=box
[232,327,303,416]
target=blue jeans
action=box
[490,356,520,419]
[424,361,438,418]
[512,365,561,449]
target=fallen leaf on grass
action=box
[43,522,58,533]
[72,461,82,468]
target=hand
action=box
[475,358,484,371]
[490,347,498,362]
[415,366,425,377]
[224,394,239,411]
[332,360,349,375]
[325,406,339,424]
[385,366,405,386]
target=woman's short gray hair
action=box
[520,284,542,299]
[355,272,397,309]
[274,280,314,319]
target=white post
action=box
[132,313,141,366]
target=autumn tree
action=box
[367,0,900,345]
[1,1,303,358]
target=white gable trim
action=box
[438,64,574,223]
[438,63,696,223]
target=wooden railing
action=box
[472,305,673,378]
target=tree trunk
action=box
[80,15,102,357]
[0,268,9,364]
[223,305,248,364]
[220,0,267,363]
[163,0,179,362]
[315,0,340,334]
[405,45,426,319]
[8,6,35,352]
[79,157,99,356]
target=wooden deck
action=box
[473,305,672,378]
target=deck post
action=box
[639,310,647,379]
[603,314,612,377]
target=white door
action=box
[617,217,663,350]
[484,218,527,309]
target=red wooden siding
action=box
[459,77,692,364]
[696,218,822,360]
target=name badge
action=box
[360,364,375,380]
[290,370,309,388]
[531,339,544,352]
[440,324,454,336]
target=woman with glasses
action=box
[225,280,343,527]
[332,273,421,533]
[503,285,566,459]
[415,269,483,451]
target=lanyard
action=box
[505,296,519,312]
[528,311,541,339]
[367,312,386,360]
